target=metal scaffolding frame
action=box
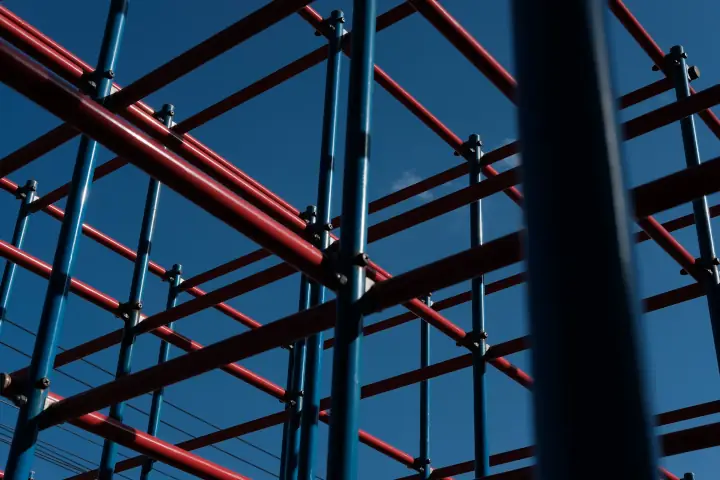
[0,0,716,478]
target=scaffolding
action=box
[0,0,717,479]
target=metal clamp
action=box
[680,257,720,276]
[15,180,38,200]
[411,457,431,472]
[116,300,142,320]
[453,135,483,161]
[653,50,700,82]
[79,69,115,96]
[154,104,175,122]
[314,12,346,37]
[456,329,488,351]
[419,293,433,308]
[163,264,183,283]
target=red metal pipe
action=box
[368,167,519,243]
[42,393,249,480]
[0,123,77,178]
[634,154,720,217]
[401,419,718,479]
[39,301,337,428]
[180,249,272,291]
[177,2,415,134]
[407,0,517,102]
[619,78,674,109]
[636,217,701,281]
[608,0,720,139]
[0,7,303,220]
[0,240,287,400]
[623,84,720,140]
[0,41,337,289]
[30,156,127,213]
[111,0,315,108]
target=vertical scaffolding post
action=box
[298,9,344,480]
[0,180,37,338]
[511,1,657,479]
[419,294,432,480]
[466,134,488,479]
[281,258,311,480]
[99,103,172,479]
[669,44,720,373]
[140,262,182,480]
[327,0,376,477]
[4,1,128,477]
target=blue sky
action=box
[0,0,719,478]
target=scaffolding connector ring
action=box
[15,180,38,200]
[419,293,433,308]
[354,253,370,267]
[456,330,488,351]
[680,257,720,276]
[117,300,143,320]
[454,135,483,161]
[411,457,431,471]
[163,264,183,283]
[314,12,345,36]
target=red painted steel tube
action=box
[636,217,701,281]
[177,2,415,134]
[608,0,720,139]
[0,240,287,400]
[363,233,523,314]
[0,123,77,178]
[0,7,303,220]
[636,204,720,243]
[41,393,249,480]
[401,420,718,479]
[30,156,127,213]
[634,154,720,217]
[110,0,315,108]
[180,249,272,291]
[0,41,337,289]
[39,301,337,428]
[623,84,720,140]
[368,167,519,243]
[407,0,517,102]
[657,400,720,426]
[619,78,674,109]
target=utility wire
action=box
[0,320,291,479]
[6,317,281,460]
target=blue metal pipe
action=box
[419,294,431,480]
[281,274,310,480]
[669,45,720,373]
[326,0,376,478]
[0,180,37,339]
[511,1,657,479]
[139,263,182,480]
[3,1,128,478]
[98,102,171,480]
[298,10,344,480]
[466,134,489,480]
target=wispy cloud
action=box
[391,170,434,201]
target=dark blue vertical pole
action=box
[669,45,720,373]
[419,294,431,480]
[4,2,128,478]
[511,1,657,479]
[298,9,344,480]
[683,473,696,480]
[281,272,310,480]
[139,263,182,480]
[0,180,37,338]
[99,103,172,479]
[326,0,376,478]
[466,134,488,480]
